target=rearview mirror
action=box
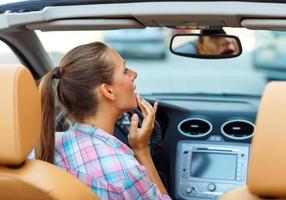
[170,34,242,59]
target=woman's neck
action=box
[83,109,121,135]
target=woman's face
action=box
[198,36,239,55]
[109,48,138,112]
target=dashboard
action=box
[142,94,259,200]
[56,93,258,200]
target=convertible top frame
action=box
[1,1,286,31]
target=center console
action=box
[175,141,250,199]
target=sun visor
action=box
[26,19,145,31]
[241,19,286,31]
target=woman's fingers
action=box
[137,94,158,129]
[137,94,147,117]
[129,97,159,151]
[138,98,153,115]
[129,113,139,139]
[140,102,158,136]
[137,95,158,119]
[141,98,153,112]
[140,100,158,124]
[138,101,147,117]
[153,102,158,113]
[152,102,158,120]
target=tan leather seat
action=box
[0,65,99,200]
[220,82,286,200]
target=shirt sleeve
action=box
[122,164,172,200]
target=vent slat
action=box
[178,118,212,138]
[221,120,255,140]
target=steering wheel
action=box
[114,109,163,155]
[55,109,163,155]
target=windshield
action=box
[36,27,274,96]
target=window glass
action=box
[36,28,269,96]
[0,40,21,64]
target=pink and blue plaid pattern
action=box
[54,123,171,200]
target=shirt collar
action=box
[70,122,132,153]
[71,122,97,136]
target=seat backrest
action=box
[0,65,99,200]
[220,81,286,200]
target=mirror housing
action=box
[170,33,242,59]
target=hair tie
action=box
[52,67,62,79]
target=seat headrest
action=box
[248,81,286,197]
[0,65,41,165]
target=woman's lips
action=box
[222,48,235,55]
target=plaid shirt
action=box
[54,123,172,200]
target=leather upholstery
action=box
[0,65,99,200]
[0,160,98,200]
[220,186,285,200]
[0,65,41,165]
[220,81,286,200]
[248,82,286,197]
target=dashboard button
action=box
[207,183,216,192]
[185,187,192,194]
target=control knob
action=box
[207,183,216,192]
[185,187,193,194]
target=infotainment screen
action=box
[190,152,237,180]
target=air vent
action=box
[178,118,212,138]
[221,119,255,140]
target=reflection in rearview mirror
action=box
[170,34,242,59]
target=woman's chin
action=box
[132,101,139,110]
[124,102,138,112]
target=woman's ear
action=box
[99,83,115,100]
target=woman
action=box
[36,42,171,199]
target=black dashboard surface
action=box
[143,94,259,199]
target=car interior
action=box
[0,65,99,200]
[220,82,286,200]
[1,1,286,200]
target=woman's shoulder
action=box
[55,125,139,166]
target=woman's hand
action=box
[128,94,158,153]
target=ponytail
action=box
[36,67,61,163]
[35,42,113,163]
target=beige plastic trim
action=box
[0,160,99,200]
[220,186,286,200]
[26,18,145,31]
[2,2,286,30]
[220,82,286,200]
[248,82,286,197]
[0,65,41,165]
[241,19,286,31]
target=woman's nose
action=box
[130,69,137,81]
[223,38,232,46]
